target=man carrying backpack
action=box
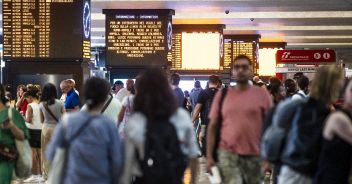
[206,55,273,184]
[192,75,221,156]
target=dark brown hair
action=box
[134,67,177,122]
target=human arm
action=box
[25,104,33,123]
[40,108,44,123]
[324,112,352,144]
[118,106,126,124]
[206,118,218,173]
[191,103,202,122]
[1,119,25,140]
[16,95,25,108]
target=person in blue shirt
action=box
[60,80,80,112]
[47,77,124,184]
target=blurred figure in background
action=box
[170,73,185,107]
[116,79,134,103]
[314,79,352,184]
[278,66,344,184]
[118,78,137,139]
[60,80,80,112]
[284,79,298,98]
[0,84,29,184]
[39,83,64,181]
[24,86,44,182]
[47,77,123,184]
[112,80,124,99]
[16,85,28,116]
[190,81,202,110]
[192,75,220,156]
[292,75,309,100]
[120,67,199,184]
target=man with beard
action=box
[206,55,272,184]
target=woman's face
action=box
[25,96,32,103]
[18,88,24,96]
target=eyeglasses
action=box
[233,64,250,71]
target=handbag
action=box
[48,115,95,184]
[0,143,17,161]
[8,108,32,178]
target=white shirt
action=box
[115,88,131,103]
[81,95,122,123]
[26,103,42,129]
[120,108,199,183]
[291,90,308,101]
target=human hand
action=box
[206,158,216,175]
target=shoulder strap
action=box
[63,115,96,147]
[44,102,59,122]
[218,88,228,126]
[101,94,113,113]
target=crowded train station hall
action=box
[0,0,351,184]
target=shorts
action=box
[29,129,42,148]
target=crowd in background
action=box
[0,55,351,184]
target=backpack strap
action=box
[44,102,59,122]
[101,94,113,113]
[213,88,228,161]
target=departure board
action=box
[2,0,91,61]
[167,24,225,71]
[223,35,260,74]
[103,9,174,67]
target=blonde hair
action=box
[310,65,343,105]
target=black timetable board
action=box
[103,9,174,67]
[2,0,91,61]
[223,35,260,74]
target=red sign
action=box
[276,50,336,64]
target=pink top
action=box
[209,86,272,155]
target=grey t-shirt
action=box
[39,99,64,124]
[173,87,185,107]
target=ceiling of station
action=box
[2,0,352,49]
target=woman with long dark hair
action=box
[0,84,29,184]
[39,83,64,181]
[120,67,199,184]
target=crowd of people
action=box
[0,54,351,184]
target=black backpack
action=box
[134,121,188,184]
[281,98,330,176]
[201,88,218,125]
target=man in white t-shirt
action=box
[292,75,309,100]
[81,94,122,123]
[115,79,134,102]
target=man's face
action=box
[60,83,70,94]
[126,80,134,91]
[115,85,123,93]
[232,58,252,84]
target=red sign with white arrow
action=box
[276,50,336,64]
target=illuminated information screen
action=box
[103,9,174,66]
[223,36,259,74]
[168,32,222,70]
[3,0,91,61]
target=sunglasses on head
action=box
[233,64,250,70]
